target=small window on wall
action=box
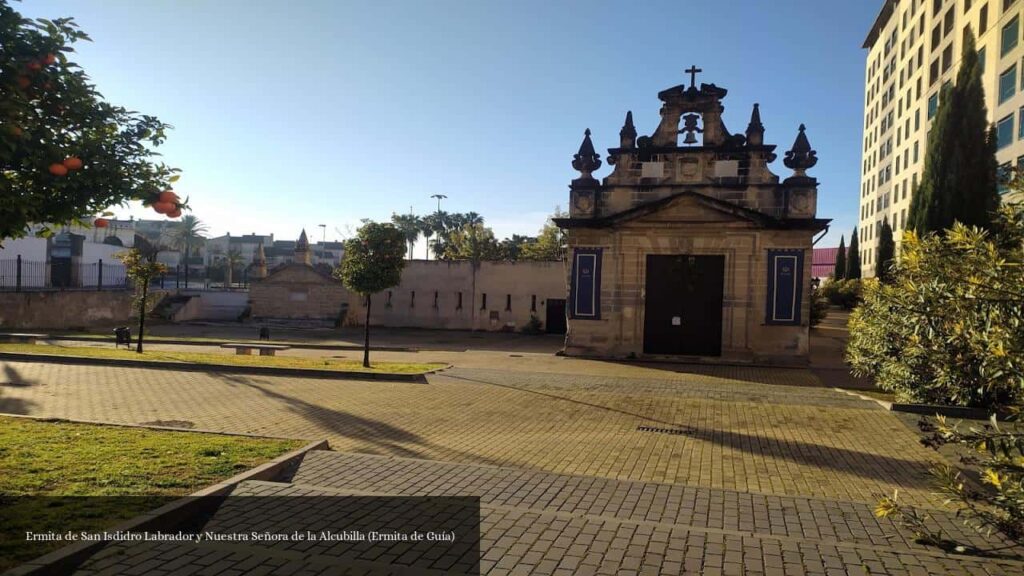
[979,47,987,73]
[531,295,537,312]
[410,291,415,308]
[765,250,805,326]
[981,3,990,35]
[999,162,1013,194]
[998,114,1015,149]
[456,292,463,310]
[927,93,939,119]
[480,293,487,310]
[1001,65,1018,104]
[433,290,439,309]
[505,294,511,311]
[1003,16,1020,57]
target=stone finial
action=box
[295,229,311,265]
[253,242,268,279]
[572,129,602,179]
[619,111,637,149]
[745,103,764,146]
[783,124,817,176]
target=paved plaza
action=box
[2,323,1022,574]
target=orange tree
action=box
[0,0,181,241]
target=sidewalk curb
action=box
[4,440,331,576]
[14,334,416,353]
[0,413,307,441]
[0,352,440,383]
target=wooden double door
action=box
[642,255,725,356]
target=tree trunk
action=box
[136,279,148,354]
[363,294,372,368]
[225,266,232,290]
[184,241,190,289]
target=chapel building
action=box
[555,70,829,364]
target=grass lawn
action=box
[0,343,443,374]
[0,416,302,570]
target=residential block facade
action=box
[860,0,1024,276]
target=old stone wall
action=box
[249,265,348,322]
[349,260,565,331]
[0,290,138,329]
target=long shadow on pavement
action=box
[0,365,37,414]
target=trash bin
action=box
[114,326,132,348]
[258,326,270,341]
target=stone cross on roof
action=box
[685,65,702,88]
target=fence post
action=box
[160,273,165,289]
[15,255,21,292]
[97,259,103,291]
[175,264,180,290]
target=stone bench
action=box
[220,343,290,356]
[0,333,48,344]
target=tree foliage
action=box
[834,235,846,280]
[847,204,1024,408]
[847,228,862,279]
[519,211,567,261]
[875,219,895,281]
[390,212,421,260]
[877,412,1024,554]
[116,244,166,354]
[446,223,500,263]
[0,1,180,241]
[335,221,406,367]
[908,29,999,235]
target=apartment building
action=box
[860,0,1024,276]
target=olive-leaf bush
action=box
[846,204,1024,408]
[876,412,1024,555]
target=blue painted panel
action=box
[569,248,602,319]
[766,249,804,325]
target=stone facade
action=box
[249,264,349,323]
[556,73,829,364]
[359,260,565,332]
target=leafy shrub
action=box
[810,287,829,327]
[521,315,544,335]
[847,205,1024,408]
[819,279,863,309]
[876,412,1024,554]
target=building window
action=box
[1019,107,1024,139]
[981,3,989,35]
[913,140,919,163]
[927,93,939,119]
[1005,0,1019,12]
[966,0,973,12]
[944,8,955,35]
[1003,16,1020,57]
[1000,65,1018,103]
[481,293,487,310]
[942,44,953,72]
[979,47,987,73]
[998,114,1015,149]
[998,162,1012,193]
[931,23,942,51]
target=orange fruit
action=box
[9,127,22,137]
[48,163,68,176]
[26,61,41,72]
[152,201,174,214]
[94,218,109,228]
[63,157,83,170]
[158,190,179,203]
[168,208,182,218]
[43,53,56,65]
[16,76,30,89]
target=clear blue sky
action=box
[22,0,879,249]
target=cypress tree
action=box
[847,228,862,279]
[909,29,999,234]
[875,220,895,281]
[834,235,847,280]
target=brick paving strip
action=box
[70,453,1024,575]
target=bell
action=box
[683,131,698,145]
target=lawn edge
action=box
[4,440,330,576]
[0,352,447,383]
[1,333,415,352]
[0,412,304,441]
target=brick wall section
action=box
[249,264,348,321]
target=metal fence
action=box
[0,257,129,291]
[0,257,253,292]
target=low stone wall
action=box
[0,290,137,329]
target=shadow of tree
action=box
[441,370,936,487]
[209,372,506,467]
[0,365,37,415]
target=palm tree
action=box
[169,215,208,289]
[222,248,244,289]
[390,213,422,260]
[422,211,450,259]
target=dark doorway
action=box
[545,299,567,334]
[643,255,725,356]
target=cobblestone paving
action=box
[3,358,1020,573]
